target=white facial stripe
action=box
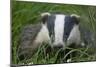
[35,24,51,44]
[67,24,81,46]
[54,15,65,45]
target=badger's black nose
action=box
[53,44,63,49]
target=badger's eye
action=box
[65,32,68,36]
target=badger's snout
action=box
[53,41,64,48]
[53,43,64,48]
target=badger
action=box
[18,12,94,61]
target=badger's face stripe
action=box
[53,14,65,46]
[47,15,55,38]
[63,16,76,41]
[35,24,51,44]
[67,24,81,46]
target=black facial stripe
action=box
[63,16,75,42]
[47,15,55,42]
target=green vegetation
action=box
[12,1,96,65]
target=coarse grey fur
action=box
[79,26,96,47]
[18,23,42,60]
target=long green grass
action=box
[12,1,96,65]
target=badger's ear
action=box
[70,14,80,24]
[71,14,80,19]
[41,12,51,24]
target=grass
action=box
[11,1,96,65]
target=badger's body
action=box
[18,13,85,60]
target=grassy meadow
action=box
[11,1,96,65]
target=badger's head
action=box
[38,12,80,48]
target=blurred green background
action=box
[12,1,96,65]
